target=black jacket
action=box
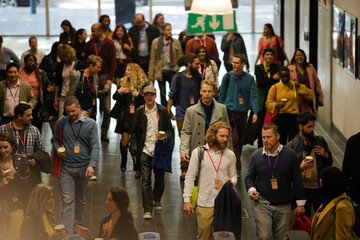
[129,103,174,158]
[213,181,242,240]
[98,214,138,240]
[128,22,160,61]
[342,132,360,203]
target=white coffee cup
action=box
[54,224,64,232]
[158,131,165,139]
[306,156,313,162]
[58,147,66,154]
[281,98,288,102]
[4,169,14,179]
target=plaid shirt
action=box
[0,121,44,156]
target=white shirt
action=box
[142,104,158,156]
[21,49,46,66]
[183,144,237,207]
[114,40,127,60]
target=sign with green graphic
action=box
[187,11,237,34]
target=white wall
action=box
[283,1,296,59]
[299,0,310,57]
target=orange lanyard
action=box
[94,38,105,56]
[13,122,26,149]
[147,105,159,130]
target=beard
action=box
[215,140,227,151]
[302,129,314,139]
[189,66,201,80]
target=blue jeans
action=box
[159,70,175,107]
[139,152,165,213]
[59,165,88,234]
[254,201,291,240]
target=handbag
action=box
[52,116,67,179]
[152,138,174,173]
[190,146,206,209]
[263,85,279,126]
[110,100,121,119]
[276,35,286,62]
[292,212,311,235]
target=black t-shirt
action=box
[201,100,214,132]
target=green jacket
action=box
[0,80,36,117]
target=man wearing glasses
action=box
[219,54,258,177]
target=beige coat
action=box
[180,99,232,156]
[148,36,183,81]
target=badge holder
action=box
[130,103,135,114]
[74,142,80,153]
[238,94,244,105]
[271,178,278,189]
[190,93,195,105]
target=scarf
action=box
[157,35,174,66]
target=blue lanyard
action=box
[266,151,280,178]
[233,72,244,96]
[201,103,214,126]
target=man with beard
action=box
[183,121,237,240]
[287,112,332,218]
[245,124,305,240]
[0,103,45,200]
[219,53,258,177]
[84,23,116,142]
[0,63,36,125]
[52,96,99,234]
[167,53,201,136]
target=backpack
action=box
[224,72,231,95]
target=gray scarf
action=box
[157,35,174,66]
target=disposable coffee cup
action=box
[281,98,287,102]
[54,224,64,232]
[94,238,103,240]
[158,131,165,139]
[58,147,66,155]
[306,156,313,162]
[4,169,14,179]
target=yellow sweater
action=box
[265,80,313,114]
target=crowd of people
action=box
[0,12,359,240]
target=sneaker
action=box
[143,212,152,219]
[89,175,97,181]
[180,172,186,181]
[101,135,109,142]
[153,201,162,211]
[135,171,141,179]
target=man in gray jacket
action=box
[180,79,231,180]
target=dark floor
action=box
[39,104,347,239]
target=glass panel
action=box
[255,0,274,33]
[49,0,98,40]
[235,0,252,33]
[0,1,46,35]
[100,0,116,35]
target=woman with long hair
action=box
[54,44,83,116]
[288,48,324,114]
[254,23,289,66]
[72,28,87,61]
[113,63,147,174]
[195,45,218,88]
[99,15,114,39]
[75,187,138,240]
[152,13,164,32]
[0,133,30,240]
[20,183,64,240]
[20,53,50,132]
[311,167,357,239]
[59,19,76,44]
[112,23,134,86]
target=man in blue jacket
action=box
[219,54,258,177]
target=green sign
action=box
[187,11,237,34]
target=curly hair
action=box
[205,121,231,148]
[57,44,76,65]
[0,133,18,154]
[120,63,148,94]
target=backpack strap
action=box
[225,72,230,94]
[175,71,183,105]
[194,146,206,187]
[59,116,68,147]
[5,123,13,137]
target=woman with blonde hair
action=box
[20,183,64,240]
[112,63,147,175]
[54,44,83,116]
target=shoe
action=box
[135,171,141,179]
[154,201,162,211]
[121,167,126,173]
[101,135,109,142]
[143,212,152,219]
[89,175,97,181]
[237,169,241,178]
[180,172,186,181]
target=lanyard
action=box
[233,72,244,96]
[201,103,214,127]
[207,150,223,174]
[13,122,26,150]
[163,36,170,53]
[84,74,95,94]
[94,38,105,56]
[147,105,159,130]
[7,84,19,102]
[201,63,206,80]
[70,120,83,142]
[199,39,206,47]
[0,47,5,69]
[266,151,280,178]
[282,81,297,99]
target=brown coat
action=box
[148,37,183,81]
[311,193,357,240]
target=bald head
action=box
[91,23,104,41]
[135,13,145,29]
